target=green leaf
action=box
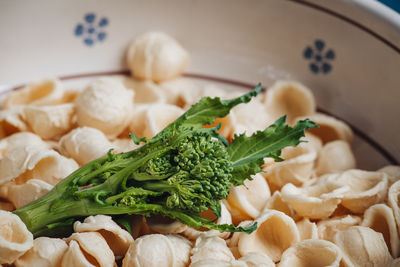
[227,116,318,185]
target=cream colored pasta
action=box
[190,233,234,264]
[315,140,356,175]
[65,232,115,267]
[0,210,33,265]
[378,165,400,186]
[122,234,191,267]
[226,173,271,219]
[0,107,29,137]
[2,78,65,109]
[183,201,232,240]
[388,180,400,231]
[297,113,353,144]
[159,77,198,106]
[333,226,392,267]
[142,103,184,138]
[23,103,75,140]
[263,141,318,188]
[61,240,96,267]
[14,237,68,267]
[7,179,53,209]
[237,252,275,267]
[336,169,388,213]
[296,218,318,240]
[390,258,400,267]
[361,204,399,258]
[264,80,316,125]
[317,215,361,242]
[280,175,349,219]
[127,31,189,82]
[0,132,47,159]
[128,104,149,138]
[75,78,134,138]
[74,215,134,257]
[189,259,234,267]
[278,239,342,267]
[238,209,300,262]
[262,191,298,220]
[59,126,113,165]
[111,138,140,153]
[123,78,166,104]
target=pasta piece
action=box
[7,179,53,209]
[2,78,64,109]
[111,138,140,153]
[315,140,356,175]
[264,80,316,125]
[127,32,189,82]
[146,215,188,235]
[128,104,149,138]
[263,141,318,188]
[65,232,115,267]
[23,103,75,140]
[337,169,388,213]
[183,201,233,240]
[390,258,400,267]
[189,259,233,267]
[237,252,275,267]
[361,204,400,258]
[0,210,33,265]
[59,127,113,165]
[262,191,298,220]
[238,210,300,262]
[333,226,392,267]
[61,240,96,267]
[190,234,234,264]
[0,107,29,136]
[317,215,361,242]
[280,175,349,219]
[226,173,271,219]
[388,180,400,233]
[278,239,342,267]
[0,132,47,159]
[75,78,134,138]
[296,218,318,240]
[159,77,198,106]
[14,237,68,267]
[378,165,400,186]
[122,234,191,267]
[74,215,134,257]
[297,113,353,143]
[142,103,184,138]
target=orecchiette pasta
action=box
[378,165,400,186]
[317,215,361,242]
[0,107,30,136]
[7,179,53,209]
[190,234,234,264]
[142,103,184,138]
[388,180,400,231]
[296,218,318,240]
[0,210,33,265]
[315,140,356,175]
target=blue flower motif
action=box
[303,39,335,74]
[74,13,109,46]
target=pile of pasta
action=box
[0,32,399,267]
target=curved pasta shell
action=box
[128,104,149,138]
[237,252,274,267]
[75,78,134,138]
[280,176,349,219]
[111,138,140,154]
[317,215,361,242]
[262,191,298,220]
[278,239,342,267]
[123,234,191,267]
[189,259,233,267]
[59,127,113,165]
[0,132,47,159]
[123,78,166,104]
[226,174,271,219]
[378,165,400,186]
[297,113,353,144]
[23,103,75,140]
[333,226,392,267]
[127,31,189,82]
[159,77,198,106]
[146,215,188,235]
[264,80,316,125]
[183,201,232,240]
[263,141,318,188]
[361,204,400,258]
[3,78,64,109]
[14,237,68,267]
[337,169,388,213]
[296,218,318,240]
[0,210,33,265]
[74,215,134,257]
[0,107,29,136]
[7,179,53,209]
[316,140,356,176]
[238,209,300,262]
[61,240,96,267]
[65,232,115,267]
[388,180,400,236]
[190,233,234,264]
[143,103,184,138]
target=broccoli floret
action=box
[13,84,317,237]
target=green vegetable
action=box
[13,83,317,237]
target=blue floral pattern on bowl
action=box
[74,13,109,46]
[303,40,335,74]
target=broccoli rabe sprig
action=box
[13,84,317,237]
